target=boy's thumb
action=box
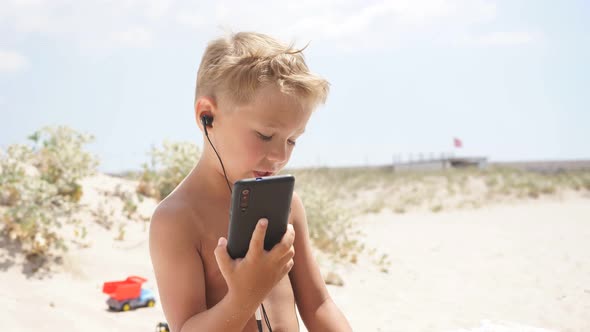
[214,237,232,274]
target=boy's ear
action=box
[195,96,217,131]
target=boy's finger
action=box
[271,224,295,257]
[278,246,295,265]
[248,218,268,254]
[214,237,232,276]
[282,258,295,275]
[281,224,295,246]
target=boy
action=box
[149,32,352,332]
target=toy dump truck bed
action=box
[102,276,147,301]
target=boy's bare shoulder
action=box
[149,181,224,253]
[149,187,205,249]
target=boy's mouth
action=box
[253,170,273,177]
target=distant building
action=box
[392,157,488,172]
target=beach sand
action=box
[328,197,590,332]
[0,175,588,332]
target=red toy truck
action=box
[102,276,156,311]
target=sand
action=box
[0,174,589,332]
[328,197,590,332]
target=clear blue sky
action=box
[1,0,589,173]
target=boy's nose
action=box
[267,142,289,164]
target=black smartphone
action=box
[227,174,295,259]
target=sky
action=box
[1,0,589,173]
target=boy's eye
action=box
[257,132,273,141]
[256,131,296,146]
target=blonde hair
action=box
[195,32,330,109]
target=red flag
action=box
[453,137,462,148]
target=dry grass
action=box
[289,166,590,218]
[284,166,590,269]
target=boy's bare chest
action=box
[196,206,231,297]
[195,208,299,331]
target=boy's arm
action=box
[289,193,353,332]
[149,204,257,332]
[150,202,296,332]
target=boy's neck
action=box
[188,154,233,200]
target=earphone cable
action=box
[262,303,273,332]
[204,123,272,332]
[204,127,232,195]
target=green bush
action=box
[138,140,201,200]
[28,126,98,200]
[0,126,98,258]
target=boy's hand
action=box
[214,218,295,307]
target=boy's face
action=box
[212,84,313,183]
